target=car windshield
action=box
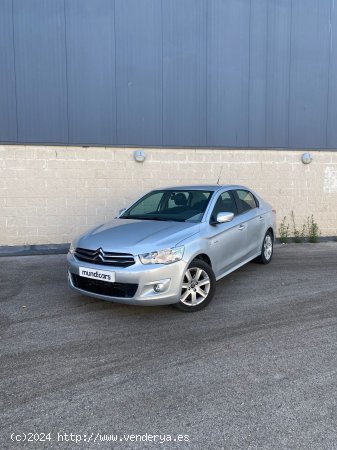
[120,190,214,223]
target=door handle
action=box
[238,224,245,231]
[259,216,264,222]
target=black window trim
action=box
[209,189,238,224]
[231,189,259,216]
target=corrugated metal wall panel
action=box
[0,0,336,149]
[13,0,68,143]
[327,0,337,147]
[65,0,116,145]
[289,0,330,148]
[0,0,17,142]
[265,0,292,148]
[206,0,250,147]
[249,0,268,147]
[163,0,207,147]
[115,0,162,146]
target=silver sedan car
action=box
[68,185,276,312]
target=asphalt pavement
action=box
[1,243,337,449]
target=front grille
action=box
[74,247,135,267]
[72,274,138,298]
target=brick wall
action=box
[1,145,337,246]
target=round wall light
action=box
[301,152,313,164]
[134,150,146,163]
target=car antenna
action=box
[216,165,223,185]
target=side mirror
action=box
[216,212,234,224]
[118,208,127,217]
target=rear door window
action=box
[234,190,258,213]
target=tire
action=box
[173,259,216,312]
[255,230,274,264]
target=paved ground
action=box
[1,243,337,450]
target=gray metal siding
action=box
[65,0,116,145]
[289,0,331,148]
[0,0,336,149]
[0,0,17,142]
[265,0,292,147]
[115,0,162,146]
[13,0,68,143]
[249,0,268,147]
[327,0,337,147]
[207,0,250,147]
[163,0,207,147]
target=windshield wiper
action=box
[144,217,187,222]
[147,217,173,221]
[121,216,184,222]
[120,216,153,220]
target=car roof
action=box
[160,184,251,192]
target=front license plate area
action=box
[79,266,116,283]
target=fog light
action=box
[153,283,165,293]
[140,279,170,298]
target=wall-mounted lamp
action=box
[134,150,146,163]
[301,152,313,164]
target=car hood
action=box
[75,219,200,255]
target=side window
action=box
[235,190,257,213]
[211,191,238,221]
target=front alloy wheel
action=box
[173,259,216,312]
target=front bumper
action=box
[67,253,187,306]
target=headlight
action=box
[69,243,75,255]
[139,246,184,265]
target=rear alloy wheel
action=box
[173,259,216,312]
[255,231,274,264]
